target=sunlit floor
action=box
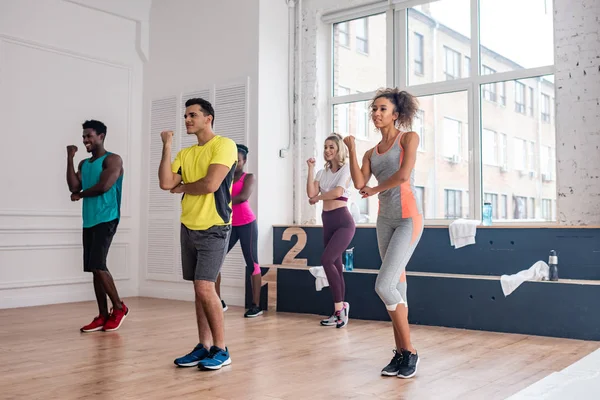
[1,297,598,400]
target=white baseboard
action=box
[0,281,137,309]
[139,280,245,306]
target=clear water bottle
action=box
[482,202,493,226]
[344,248,354,271]
[548,250,558,281]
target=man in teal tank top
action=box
[66,119,129,333]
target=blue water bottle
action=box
[482,202,493,226]
[344,248,354,271]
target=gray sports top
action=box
[369,133,422,219]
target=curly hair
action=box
[323,133,348,170]
[370,88,419,130]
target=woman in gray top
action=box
[344,88,423,379]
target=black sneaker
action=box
[221,300,228,312]
[381,350,403,376]
[397,349,419,379]
[244,305,263,318]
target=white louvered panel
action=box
[180,89,211,150]
[147,219,176,275]
[149,97,178,213]
[213,82,247,144]
[221,245,245,286]
[174,203,183,279]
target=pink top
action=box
[231,172,256,226]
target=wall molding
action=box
[0,227,132,234]
[0,35,134,219]
[0,34,132,70]
[0,243,129,289]
[62,0,151,62]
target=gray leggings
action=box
[374,215,424,310]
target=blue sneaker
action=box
[174,343,209,367]
[198,346,231,370]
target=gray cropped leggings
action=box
[374,215,424,310]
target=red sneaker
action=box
[81,315,107,332]
[103,303,129,332]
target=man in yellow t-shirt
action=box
[158,98,237,371]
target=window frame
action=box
[326,0,556,226]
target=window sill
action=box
[273,223,600,229]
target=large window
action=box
[329,0,555,223]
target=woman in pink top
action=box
[216,144,263,318]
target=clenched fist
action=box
[343,135,356,152]
[161,130,174,144]
[306,157,316,168]
[66,145,78,158]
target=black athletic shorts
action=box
[83,219,118,272]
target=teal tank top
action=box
[81,153,123,228]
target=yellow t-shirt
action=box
[171,135,238,230]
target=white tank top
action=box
[316,163,353,200]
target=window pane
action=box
[480,0,554,74]
[333,14,386,96]
[333,100,372,139]
[481,75,556,222]
[408,0,471,85]
[416,91,469,219]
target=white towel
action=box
[500,260,550,296]
[309,266,329,291]
[449,219,480,249]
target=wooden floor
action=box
[1,297,598,400]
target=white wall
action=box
[257,0,295,267]
[141,0,293,306]
[554,0,600,225]
[296,0,600,226]
[0,0,149,308]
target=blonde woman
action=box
[306,133,356,328]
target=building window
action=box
[541,145,554,179]
[443,117,461,159]
[528,141,536,171]
[500,194,508,219]
[463,56,470,78]
[445,189,462,219]
[337,22,349,47]
[484,192,499,219]
[415,186,425,216]
[355,18,369,54]
[513,195,528,219]
[414,33,424,75]
[528,87,535,116]
[542,199,552,220]
[482,65,497,102]
[414,110,424,151]
[515,82,526,114]
[541,94,551,122]
[358,196,368,214]
[444,47,461,80]
[498,82,506,106]
[513,138,527,171]
[529,197,536,219]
